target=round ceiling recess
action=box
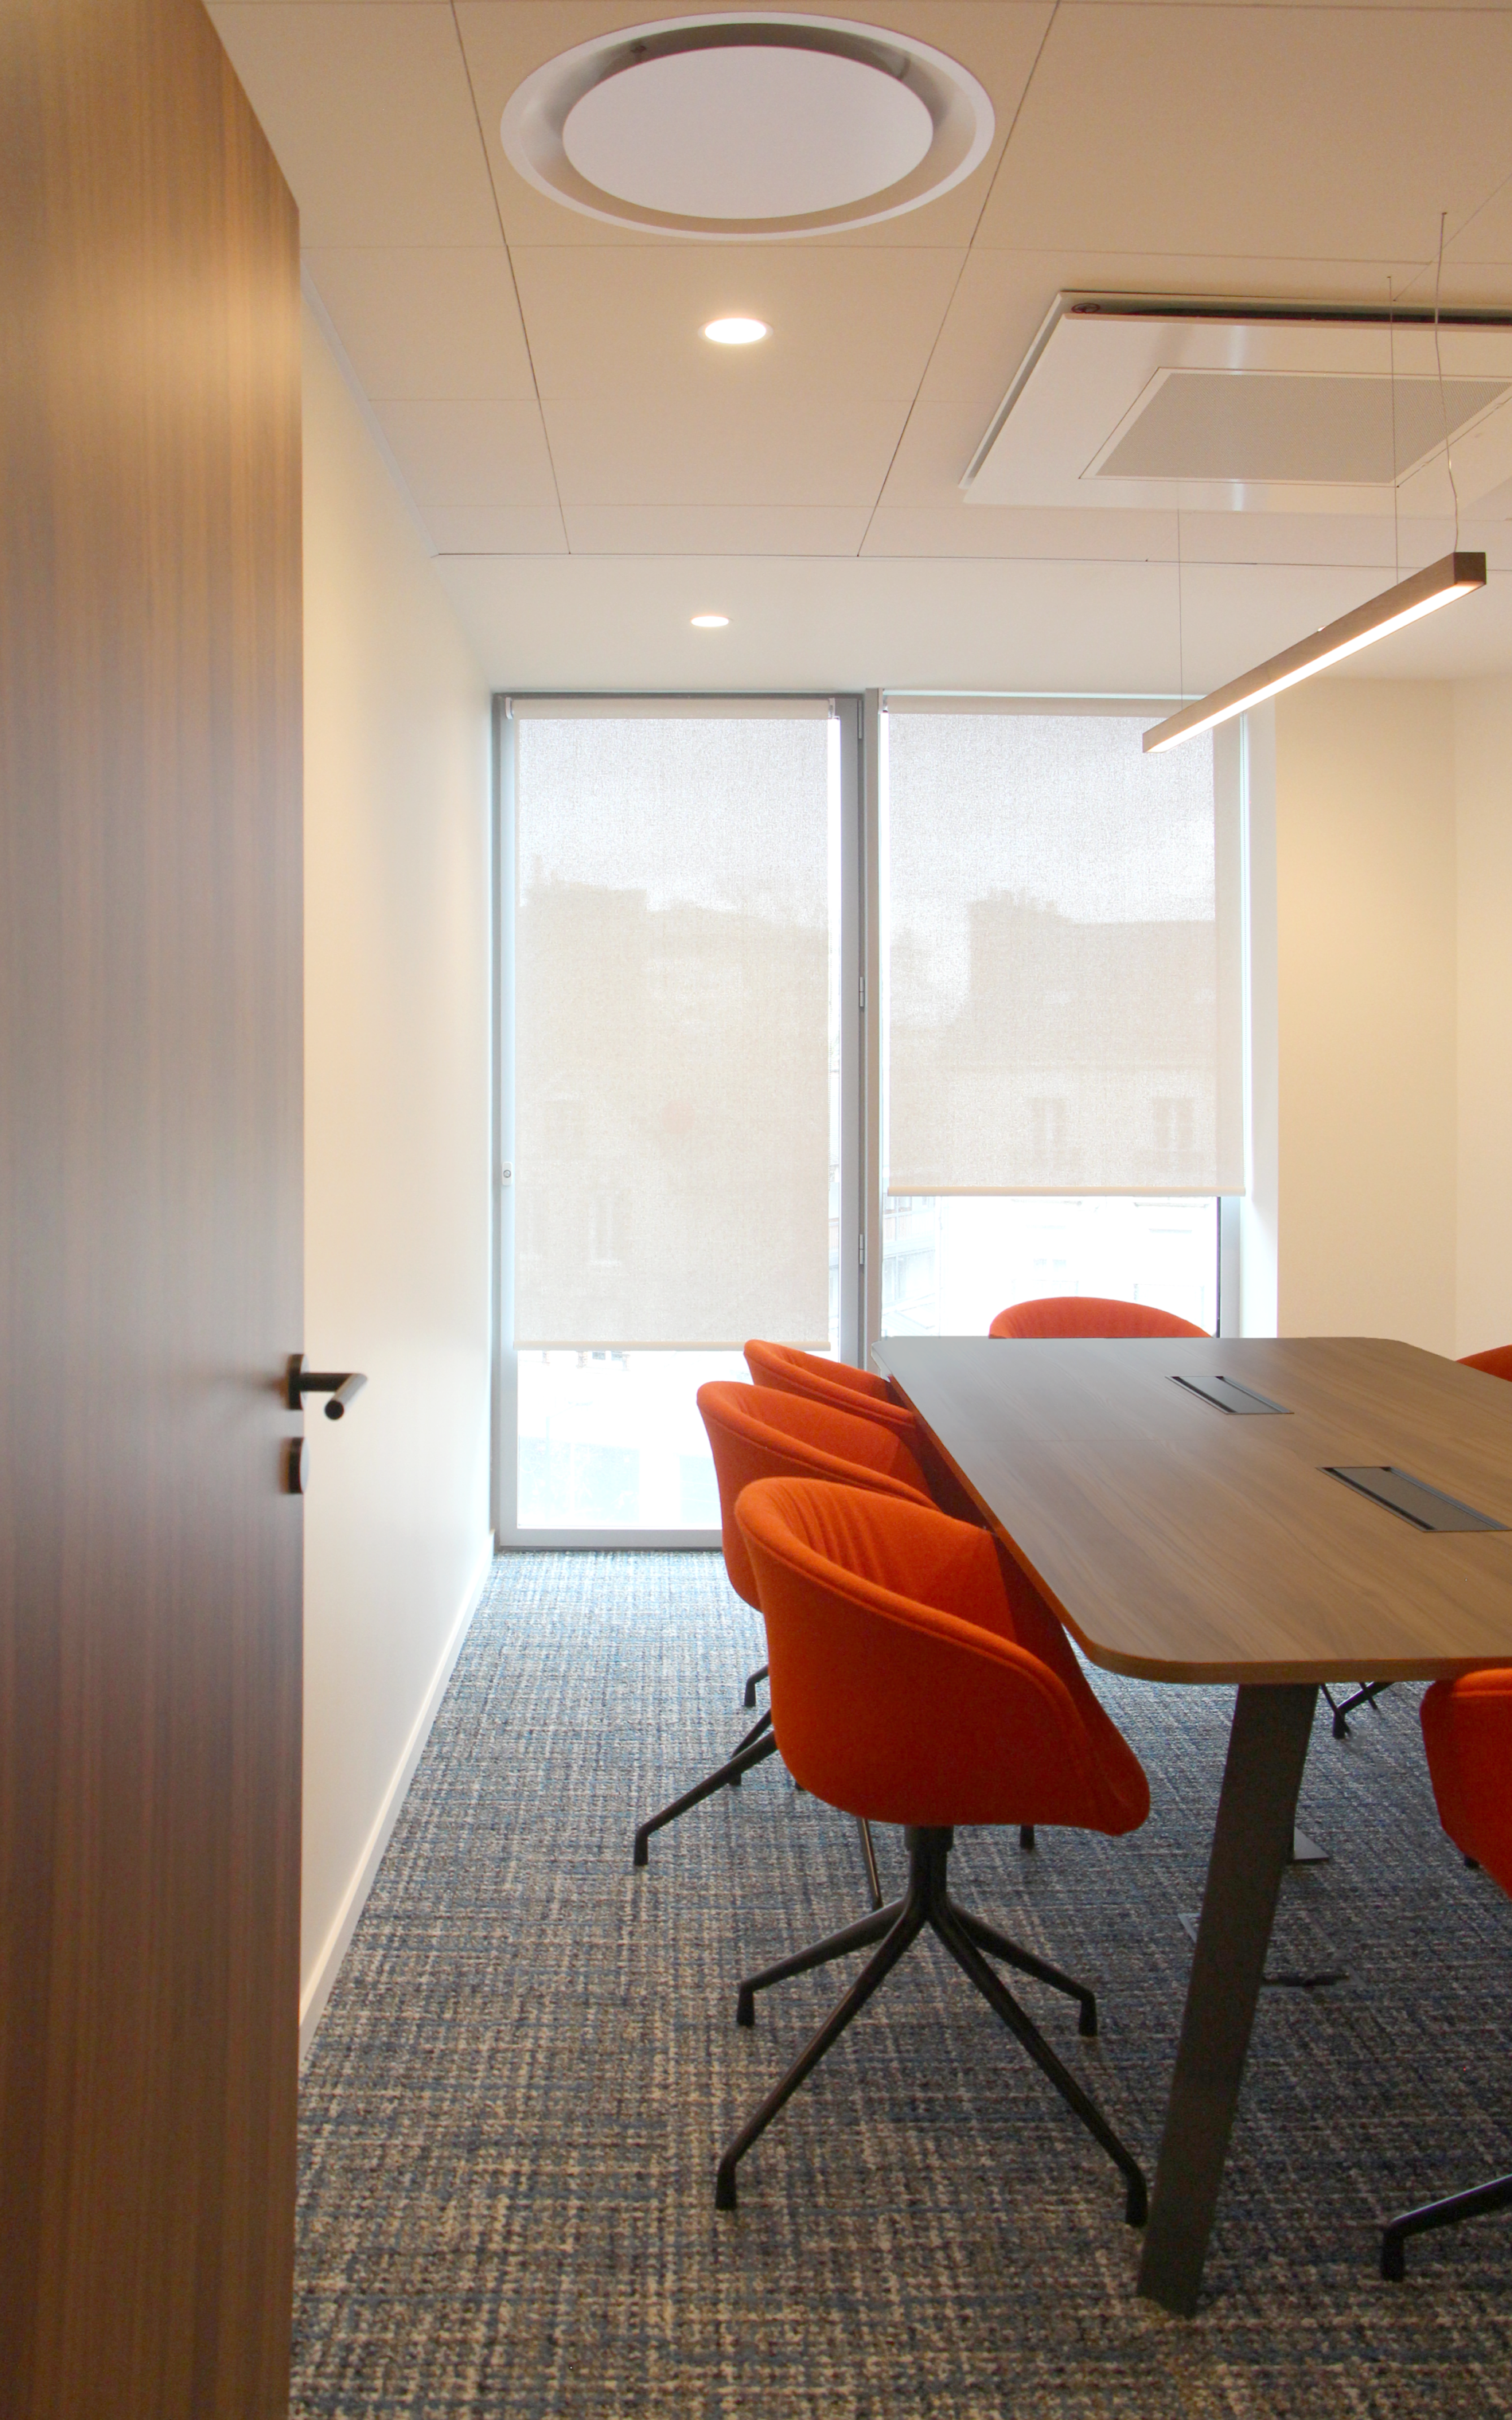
[501,14,995,240]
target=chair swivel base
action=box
[716,1824,1146,2227]
[1381,2170,1512,2279]
[1323,1680,1393,1739]
[743,1662,769,1710]
[632,1713,886,1912]
[633,1710,776,1868]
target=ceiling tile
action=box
[306,249,535,399]
[542,391,910,507]
[435,549,1512,695]
[875,397,1001,505]
[510,244,962,403]
[862,505,1175,558]
[435,549,1175,689]
[562,506,871,554]
[208,4,502,244]
[858,503,1512,568]
[1442,175,1512,269]
[427,505,568,552]
[373,400,559,505]
[977,6,1512,262]
[454,1,1051,249]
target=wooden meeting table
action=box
[871,1334,1512,2316]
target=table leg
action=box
[1136,1681,1319,2317]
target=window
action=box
[497,694,1246,1539]
[879,700,1241,1337]
[503,699,841,1535]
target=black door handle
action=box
[286,1354,368,1419]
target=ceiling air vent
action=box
[501,14,994,239]
[964,295,1512,517]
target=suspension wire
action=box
[1434,210,1461,548]
[1388,275,1400,584]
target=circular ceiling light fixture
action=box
[691,612,730,627]
[703,316,771,345]
[501,14,994,240]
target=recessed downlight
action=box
[691,613,730,628]
[703,316,770,346]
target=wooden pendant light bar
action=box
[1143,550,1487,753]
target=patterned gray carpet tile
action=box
[293,1552,1512,2418]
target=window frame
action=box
[490,689,1247,1548]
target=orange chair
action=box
[734,1345,922,1711]
[990,1294,1208,1340]
[1460,1343,1512,1384]
[715,1476,1151,2226]
[631,1384,936,1894]
[743,1341,918,1437]
[742,1337,984,1650]
[1382,1668,1512,2278]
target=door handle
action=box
[286,1354,368,1419]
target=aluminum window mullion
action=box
[862,689,883,1363]
[491,694,517,1542]
[837,694,864,1369]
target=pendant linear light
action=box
[1143,551,1486,753]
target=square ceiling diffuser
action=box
[964,296,1512,516]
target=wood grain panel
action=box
[1,3,302,2412]
[875,1338,1512,1683]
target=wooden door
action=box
[0,2,303,2410]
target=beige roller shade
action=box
[884,707,1244,1196]
[514,706,832,1348]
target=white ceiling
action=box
[208,1,1512,689]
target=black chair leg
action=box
[717,1899,925,2208]
[1381,2172,1512,2279]
[949,1902,1098,2036]
[743,1662,769,1710]
[1019,1824,1036,1851]
[736,1899,902,2025]
[1324,1680,1393,1739]
[724,1704,774,1784]
[633,1728,777,1868]
[931,1903,1147,2226]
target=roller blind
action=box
[884,705,1244,1195]
[513,703,832,1349]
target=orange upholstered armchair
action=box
[989,1294,1208,1341]
[1459,1344,1512,1384]
[743,1336,982,1532]
[743,1340,917,1434]
[1381,1667,1512,2277]
[631,1384,935,1899]
[715,1476,1150,2227]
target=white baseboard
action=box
[298,1533,497,2065]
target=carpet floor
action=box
[292,1552,1512,2418]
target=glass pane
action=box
[881,1195,1219,1338]
[883,708,1242,1195]
[516,1349,746,1529]
[516,712,832,1348]
[515,716,841,1529]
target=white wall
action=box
[300,302,493,2057]
[1272,679,1459,1351]
[1455,674,1512,1360]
